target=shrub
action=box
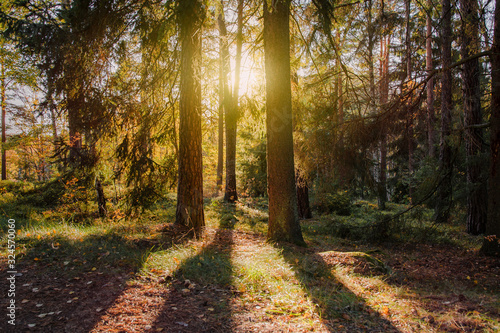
[313,192,352,216]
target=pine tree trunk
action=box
[434,0,453,223]
[216,46,224,193]
[426,0,436,158]
[461,0,487,235]
[482,0,500,255]
[175,0,205,236]
[67,96,82,164]
[406,0,414,204]
[296,174,312,219]
[1,61,6,180]
[378,36,389,210]
[95,176,107,217]
[264,0,305,246]
[216,12,224,193]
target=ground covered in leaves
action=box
[1,198,499,332]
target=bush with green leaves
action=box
[312,192,352,216]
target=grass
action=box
[0,187,498,332]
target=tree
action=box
[378,34,389,210]
[482,0,500,255]
[1,58,5,180]
[175,0,205,236]
[426,0,436,158]
[460,0,487,235]
[434,0,453,223]
[264,0,305,245]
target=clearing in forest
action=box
[0,198,499,332]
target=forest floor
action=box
[0,196,499,332]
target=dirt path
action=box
[1,225,499,332]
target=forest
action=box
[0,0,499,332]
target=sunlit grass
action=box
[0,189,498,332]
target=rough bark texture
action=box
[461,0,487,235]
[264,0,305,246]
[1,61,6,180]
[406,0,414,204]
[216,14,225,194]
[378,36,389,210]
[434,0,453,223]
[67,95,82,164]
[296,174,312,219]
[426,0,436,158]
[482,0,500,255]
[175,0,205,236]
[225,0,244,203]
[95,177,107,217]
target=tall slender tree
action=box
[426,0,436,158]
[482,0,500,255]
[1,60,5,180]
[264,0,305,245]
[434,0,453,223]
[175,0,205,236]
[378,35,389,210]
[460,0,487,235]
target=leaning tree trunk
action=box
[264,0,305,246]
[482,0,500,255]
[434,0,453,223]
[461,0,487,235]
[175,0,205,236]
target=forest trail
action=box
[1,194,499,333]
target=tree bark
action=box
[426,0,436,158]
[95,176,107,217]
[216,6,225,194]
[482,0,500,255]
[296,174,312,219]
[175,0,205,236]
[1,61,6,180]
[434,0,453,223]
[406,0,414,204]
[378,35,389,210]
[264,0,305,246]
[216,40,224,193]
[224,0,244,203]
[461,0,487,235]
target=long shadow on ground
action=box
[0,230,178,332]
[150,215,236,332]
[278,243,401,332]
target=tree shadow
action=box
[149,211,236,332]
[0,231,165,332]
[278,243,401,332]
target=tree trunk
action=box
[406,0,414,204]
[264,0,305,246]
[426,0,436,158]
[216,26,224,194]
[1,61,6,180]
[67,95,82,164]
[95,176,107,217]
[461,0,487,235]
[296,174,312,219]
[434,0,453,223]
[378,36,389,210]
[175,0,205,236]
[482,0,500,255]
[224,0,244,203]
